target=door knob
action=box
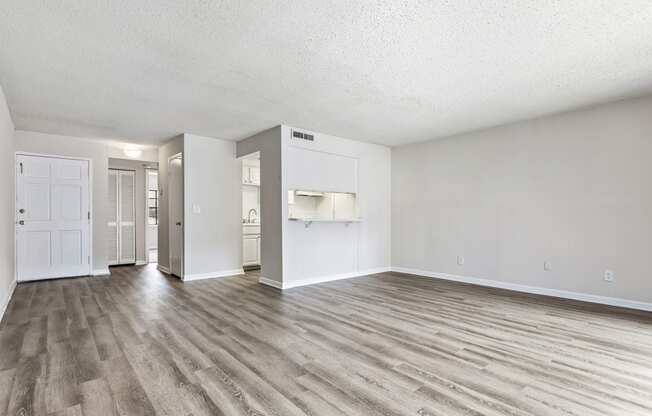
[176,222,182,226]
[19,208,25,214]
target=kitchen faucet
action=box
[247,208,258,223]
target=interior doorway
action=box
[168,153,184,278]
[241,152,261,272]
[146,169,159,263]
[107,158,159,269]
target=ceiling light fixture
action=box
[123,148,143,158]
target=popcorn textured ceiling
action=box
[1,1,651,146]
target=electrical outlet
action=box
[604,270,615,282]
[457,255,465,266]
[544,261,552,271]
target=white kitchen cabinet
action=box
[250,165,260,184]
[243,235,260,266]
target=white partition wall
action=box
[281,126,391,288]
[107,169,136,265]
[237,125,391,289]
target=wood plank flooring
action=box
[1,264,652,416]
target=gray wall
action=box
[14,130,110,274]
[184,134,242,277]
[237,126,284,284]
[0,85,15,319]
[157,135,184,271]
[108,158,158,265]
[392,95,652,303]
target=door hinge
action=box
[88,211,91,220]
[19,162,23,174]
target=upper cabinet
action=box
[242,159,260,186]
[286,146,357,194]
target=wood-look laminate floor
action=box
[1,265,652,416]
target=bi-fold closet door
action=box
[108,169,136,265]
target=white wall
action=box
[157,135,184,272]
[0,85,16,321]
[14,130,110,274]
[392,95,652,305]
[281,125,391,287]
[183,134,242,278]
[108,158,158,265]
[237,127,284,284]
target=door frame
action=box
[167,152,184,278]
[144,168,158,264]
[14,151,94,280]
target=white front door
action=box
[16,155,91,281]
[168,154,184,278]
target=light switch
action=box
[193,204,201,214]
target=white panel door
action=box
[107,169,135,265]
[118,171,136,264]
[16,155,90,281]
[169,155,184,278]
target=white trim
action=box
[1,280,17,323]
[167,152,184,279]
[183,268,245,282]
[91,268,111,276]
[157,264,170,274]
[259,277,283,289]
[183,146,191,277]
[15,152,94,280]
[144,168,158,264]
[271,267,391,290]
[391,267,652,312]
[135,260,147,266]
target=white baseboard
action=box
[271,267,391,290]
[135,260,147,266]
[183,268,245,282]
[1,280,17,323]
[391,267,652,312]
[157,264,170,274]
[91,268,111,276]
[259,277,283,289]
